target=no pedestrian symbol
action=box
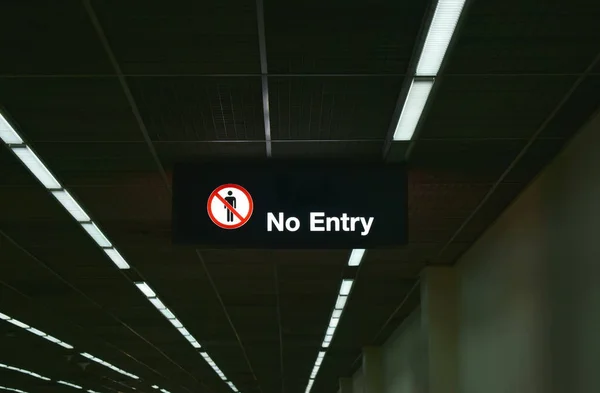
[207,184,254,229]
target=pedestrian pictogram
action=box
[207,184,254,229]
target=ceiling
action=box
[1,1,600,393]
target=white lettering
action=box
[286,217,300,231]
[310,212,325,231]
[267,212,285,232]
[268,212,374,236]
[360,217,374,236]
[326,216,340,231]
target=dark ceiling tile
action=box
[445,0,600,74]
[419,75,576,139]
[0,2,112,74]
[409,139,524,183]
[0,78,142,142]
[385,142,408,162]
[271,141,382,159]
[541,75,600,138]
[265,0,428,74]
[130,77,265,141]
[505,138,568,184]
[156,142,267,168]
[269,77,402,140]
[91,0,260,74]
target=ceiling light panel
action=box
[347,249,365,266]
[339,279,353,296]
[80,222,112,248]
[134,282,156,298]
[102,248,130,270]
[416,0,467,76]
[0,113,23,144]
[392,79,435,141]
[57,381,82,389]
[51,190,91,222]
[0,363,51,381]
[10,146,61,189]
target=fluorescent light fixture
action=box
[0,113,23,144]
[10,146,61,189]
[0,387,28,393]
[81,222,112,247]
[160,308,176,320]
[178,327,190,336]
[169,318,183,328]
[149,297,166,310]
[347,249,365,267]
[27,327,47,337]
[81,353,95,360]
[151,386,159,389]
[6,318,29,329]
[0,312,10,320]
[392,79,434,141]
[334,295,348,310]
[339,279,353,296]
[51,190,91,222]
[317,351,325,359]
[41,334,62,345]
[332,309,342,318]
[134,282,156,298]
[103,248,130,270]
[57,381,82,389]
[329,318,339,328]
[227,382,238,393]
[326,326,335,336]
[184,335,201,348]
[56,340,74,349]
[416,0,467,76]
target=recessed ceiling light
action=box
[81,222,112,248]
[50,190,91,222]
[27,327,47,337]
[7,318,29,329]
[392,79,434,141]
[0,113,23,144]
[103,248,130,270]
[160,308,176,320]
[149,298,166,310]
[10,146,61,189]
[339,279,353,296]
[334,295,347,310]
[169,318,183,328]
[134,282,156,298]
[347,249,365,266]
[416,0,467,76]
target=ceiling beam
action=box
[256,0,273,157]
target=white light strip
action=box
[339,279,353,296]
[392,79,434,141]
[347,249,365,267]
[57,381,82,390]
[51,190,91,222]
[134,282,156,298]
[0,363,51,381]
[305,276,357,393]
[81,222,112,248]
[80,353,139,380]
[0,112,23,144]
[0,386,28,393]
[0,311,73,349]
[416,0,467,76]
[102,248,130,270]
[10,146,61,189]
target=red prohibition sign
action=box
[206,184,254,229]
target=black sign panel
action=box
[172,162,407,249]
